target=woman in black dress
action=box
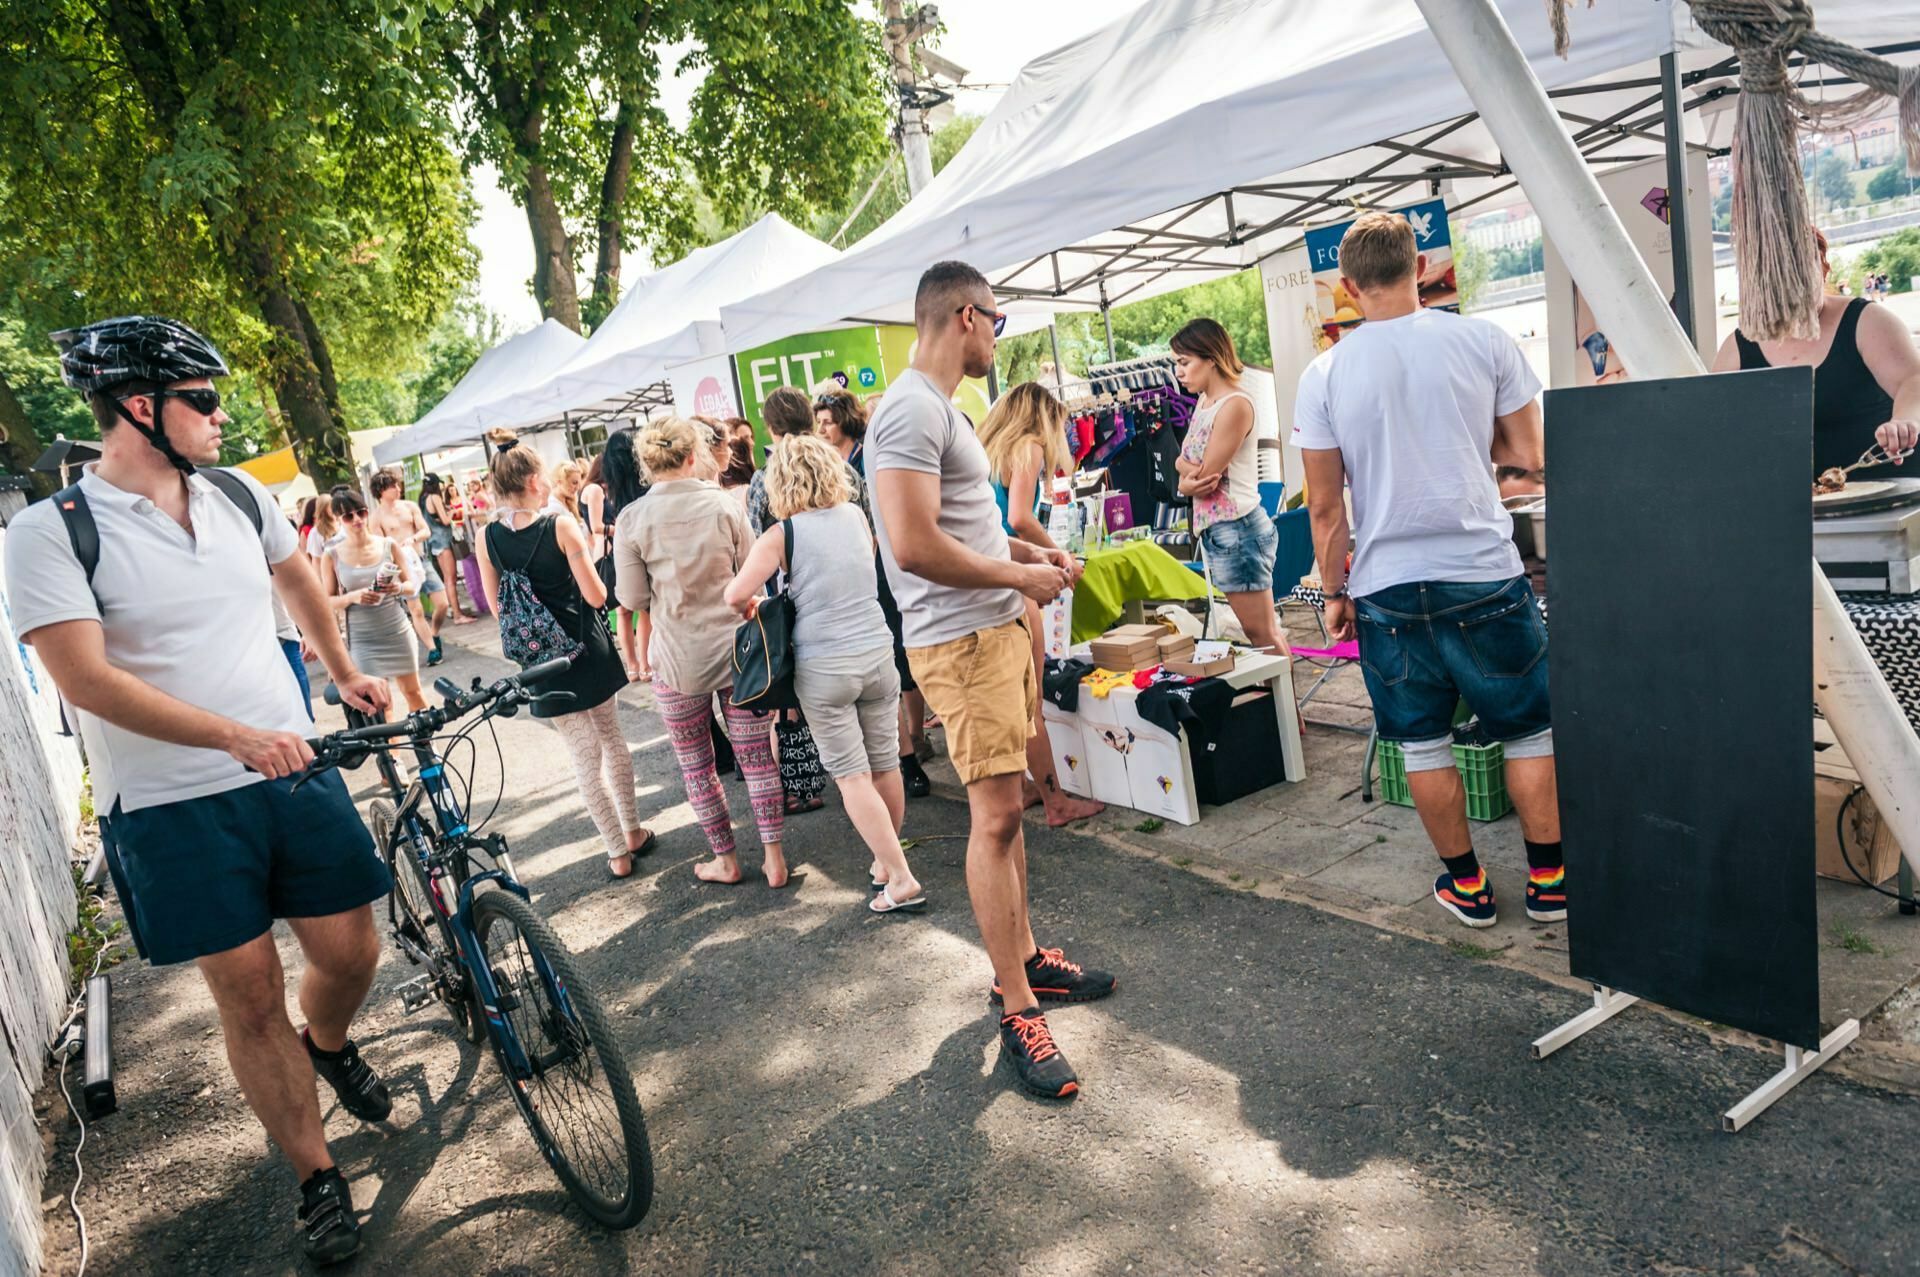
[1713,226,1920,474]
[477,433,655,878]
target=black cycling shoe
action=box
[298,1167,361,1266]
[305,1030,393,1122]
[990,946,1118,1007]
[999,1005,1080,1099]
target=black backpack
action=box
[54,466,268,594]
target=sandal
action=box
[869,884,927,914]
[783,793,827,816]
[608,831,657,879]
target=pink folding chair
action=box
[1290,637,1359,715]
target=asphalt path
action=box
[38,641,1920,1275]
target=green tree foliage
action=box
[420,0,891,333]
[1867,164,1914,204]
[1454,239,1490,311]
[1843,227,1920,296]
[0,0,475,486]
[1814,151,1856,211]
[996,271,1272,390]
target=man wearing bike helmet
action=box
[2,316,396,1265]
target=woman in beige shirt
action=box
[614,417,786,887]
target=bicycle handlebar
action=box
[305,655,576,757]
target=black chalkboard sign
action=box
[1545,366,1818,1049]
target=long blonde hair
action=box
[311,492,336,540]
[765,434,851,520]
[976,381,1072,488]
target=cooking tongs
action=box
[1840,442,1916,476]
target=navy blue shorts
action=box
[100,772,390,966]
[1354,577,1551,744]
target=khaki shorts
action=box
[906,615,1037,784]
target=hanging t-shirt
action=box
[1293,308,1535,599]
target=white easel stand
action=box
[1531,987,1859,1133]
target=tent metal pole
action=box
[1048,322,1064,396]
[1414,0,1920,879]
[1659,53,1697,343]
[1099,280,1116,361]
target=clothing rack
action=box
[1087,354,1182,396]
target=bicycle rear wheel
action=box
[471,889,653,1229]
[377,796,482,1043]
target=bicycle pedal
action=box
[396,975,435,1013]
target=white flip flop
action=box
[869,884,928,914]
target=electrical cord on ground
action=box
[1836,785,1918,907]
[51,945,106,1277]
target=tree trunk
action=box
[524,163,581,333]
[0,370,54,499]
[234,230,356,486]
[586,101,638,331]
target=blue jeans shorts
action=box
[1200,508,1278,594]
[1354,577,1552,759]
[100,773,390,965]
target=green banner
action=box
[732,324,993,455]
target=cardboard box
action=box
[1815,774,1903,885]
[1166,652,1236,678]
[1107,623,1168,640]
[1156,633,1195,659]
[1078,692,1198,824]
[1089,623,1169,671]
[1040,703,1095,799]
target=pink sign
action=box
[693,376,733,418]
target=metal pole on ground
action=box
[1414,0,1920,880]
[1659,52,1697,343]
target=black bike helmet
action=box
[51,316,231,473]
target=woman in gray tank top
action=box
[725,435,927,913]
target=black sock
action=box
[1441,850,1483,887]
[901,753,926,775]
[1524,839,1564,873]
[303,1028,346,1061]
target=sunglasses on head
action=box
[131,387,222,417]
[959,302,1007,338]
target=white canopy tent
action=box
[373,319,586,465]
[458,214,844,439]
[719,0,1917,350]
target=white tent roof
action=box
[720,0,1917,349]
[374,319,586,464]
[452,213,842,438]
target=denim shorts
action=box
[1200,508,1278,594]
[100,773,390,965]
[1354,577,1551,744]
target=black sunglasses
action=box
[130,387,222,417]
[959,302,1007,338]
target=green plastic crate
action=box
[1375,739,1513,822]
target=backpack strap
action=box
[200,466,265,538]
[53,483,100,589]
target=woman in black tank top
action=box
[1712,229,1920,479]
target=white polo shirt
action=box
[2,465,307,814]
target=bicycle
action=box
[305,657,653,1229]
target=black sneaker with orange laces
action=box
[990,946,1117,1007]
[999,1005,1080,1099]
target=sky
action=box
[469,0,1141,331]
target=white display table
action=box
[1044,649,1306,825]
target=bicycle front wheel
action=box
[470,889,653,1229]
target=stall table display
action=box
[1836,594,1920,734]
[1044,645,1305,826]
[1070,538,1218,643]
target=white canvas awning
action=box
[452,213,844,439]
[718,0,1917,349]
[373,319,586,465]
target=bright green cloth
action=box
[1070,539,1217,643]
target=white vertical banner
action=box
[667,353,742,420]
[1543,152,1715,388]
[1259,245,1318,499]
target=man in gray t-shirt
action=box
[868,261,1117,1101]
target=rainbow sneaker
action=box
[1433,870,1497,929]
[1525,865,1567,923]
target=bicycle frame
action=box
[378,726,579,1081]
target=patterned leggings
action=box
[549,699,641,859]
[652,682,782,857]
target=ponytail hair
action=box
[487,429,542,496]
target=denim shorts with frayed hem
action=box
[1354,577,1551,746]
[1201,508,1278,594]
